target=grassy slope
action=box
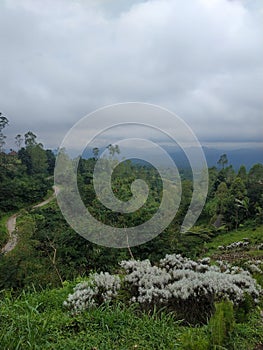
[0,285,183,350]
[0,283,263,350]
[1,222,263,349]
[204,225,263,260]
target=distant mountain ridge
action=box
[202,147,263,170]
[82,146,262,171]
[147,146,263,170]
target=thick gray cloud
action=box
[0,0,262,150]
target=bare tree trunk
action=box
[47,238,63,286]
[125,228,134,260]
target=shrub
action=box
[64,254,262,325]
[217,239,250,251]
[63,272,121,314]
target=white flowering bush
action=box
[217,239,250,251]
[63,272,121,314]
[121,254,261,323]
[64,254,262,324]
[244,260,263,274]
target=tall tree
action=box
[19,132,48,174]
[0,133,7,153]
[0,113,9,131]
[0,113,9,153]
[15,134,23,150]
[107,144,120,158]
[247,163,263,217]
[28,144,48,174]
[217,154,228,170]
[230,177,247,200]
[92,147,99,160]
[215,182,230,215]
[24,131,37,147]
[230,177,248,229]
[45,149,56,175]
[237,165,247,183]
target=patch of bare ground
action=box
[1,186,58,255]
[212,251,263,263]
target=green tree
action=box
[237,165,247,183]
[15,134,23,150]
[0,114,9,153]
[217,154,228,169]
[0,113,9,131]
[247,163,263,219]
[45,149,56,175]
[18,147,32,173]
[230,177,248,229]
[248,163,263,180]
[27,144,48,175]
[92,147,99,160]
[18,132,48,175]
[215,182,230,215]
[107,144,120,158]
[24,131,37,147]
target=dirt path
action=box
[32,186,58,208]
[1,186,58,255]
[1,214,18,254]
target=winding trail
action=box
[1,214,18,254]
[1,186,58,255]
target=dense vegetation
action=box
[0,120,55,214]
[1,287,263,349]
[0,116,263,349]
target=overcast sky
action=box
[0,0,262,151]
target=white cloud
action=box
[0,0,262,150]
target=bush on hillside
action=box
[63,254,262,324]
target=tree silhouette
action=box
[217,154,228,169]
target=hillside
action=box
[1,224,263,349]
[0,132,263,349]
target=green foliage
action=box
[1,143,262,295]
[45,149,56,175]
[247,164,263,221]
[27,144,48,175]
[208,300,235,349]
[231,309,263,350]
[235,293,255,323]
[204,225,263,258]
[0,151,50,213]
[202,161,263,230]
[237,165,247,183]
[1,136,263,349]
[176,230,212,257]
[0,285,262,349]
[0,287,182,349]
[253,271,263,289]
[0,213,9,247]
[0,113,9,152]
[217,154,228,169]
[19,144,48,175]
[180,328,209,350]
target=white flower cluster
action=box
[244,260,263,274]
[63,272,121,314]
[121,254,261,307]
[218,239,250,251]
[158,254,212,273]
[120,259,171,304]
[64,255,262,318]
